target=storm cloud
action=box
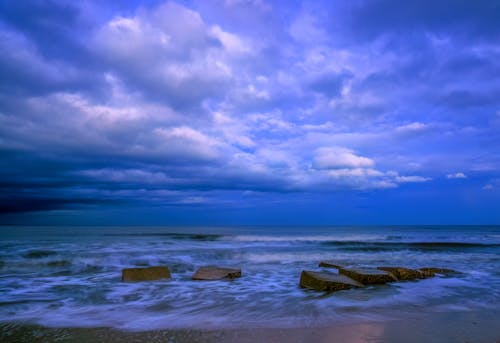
[1,0,499,224]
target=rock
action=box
[318,261,344,269]
[339,268,397,285]
[419,267,457,277]
[299,270,364,292]
[377,267,424,281]
[192,266,241,280]
[122,266,171,282]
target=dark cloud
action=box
[0,0,82,59]
[0,0,499,222]
[0,195,118,215]
[0,33,103,97]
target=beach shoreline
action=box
[2,310,499,343]
[2,226,500,341]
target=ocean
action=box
[0,225,499,331]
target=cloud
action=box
[154,126,222,160]
[314,147,375,169]
[395,122,429,133]
[210,25,250,54]
[0,29,94,96]
[327,168,383,178]
[0,0,498,220]
[446,172,467,179]
[394,175,432,183]
[92,2,244,108]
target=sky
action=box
[1,0,499,226]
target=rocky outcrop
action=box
[192,266,241,280]
[377,267,424,281]
[419,267,457,277]
[300,270,364,292]
[122,266,171,282]
[339,268,397,285]
[318,261,344,269]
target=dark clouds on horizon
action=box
[1,0,499,225]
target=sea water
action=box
[0,226,499,330]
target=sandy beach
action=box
[2,310,500,343]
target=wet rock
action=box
[377,267,424,281]
[299,270,364,292]
[339,268,397,285]
[121,266,171,282]
[192,266,241,280]
[419,267,457,277]
[318,261,344,269]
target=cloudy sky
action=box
[1,0,499,225]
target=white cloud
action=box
[210,25,250,54]
[176,196,208,204]
[394,175,432,183]
[395,122,429,133]
[249,112,295,132]
[446,172,467,179]
[328,168,383,178]
[157,126,214,144]
[314,147,375,169]
[301,122,335,131]
[94,2,238,106]
[154,126,222,160]
[385,171,431,183]
[212,111,256,148]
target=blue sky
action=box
[1,0,499,225]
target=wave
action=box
[45,260,72,267]
[322,241,500,251]
[22,250,57,259]
[103,233,224,241]
[403,242,500,247]
[229,235,500,246]
[231,235,390,242]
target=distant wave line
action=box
[321,241,500,248]
[102,233,224,240]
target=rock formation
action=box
[377,267,424,281]
[419,267,457,277]
[121,266,171,282]
[299,270,364,292]
[318,261,344,269]
[192,266,241,280]
[339,268,397,285]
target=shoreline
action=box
[2,310,499,343]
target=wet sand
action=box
[1,310,499,343]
